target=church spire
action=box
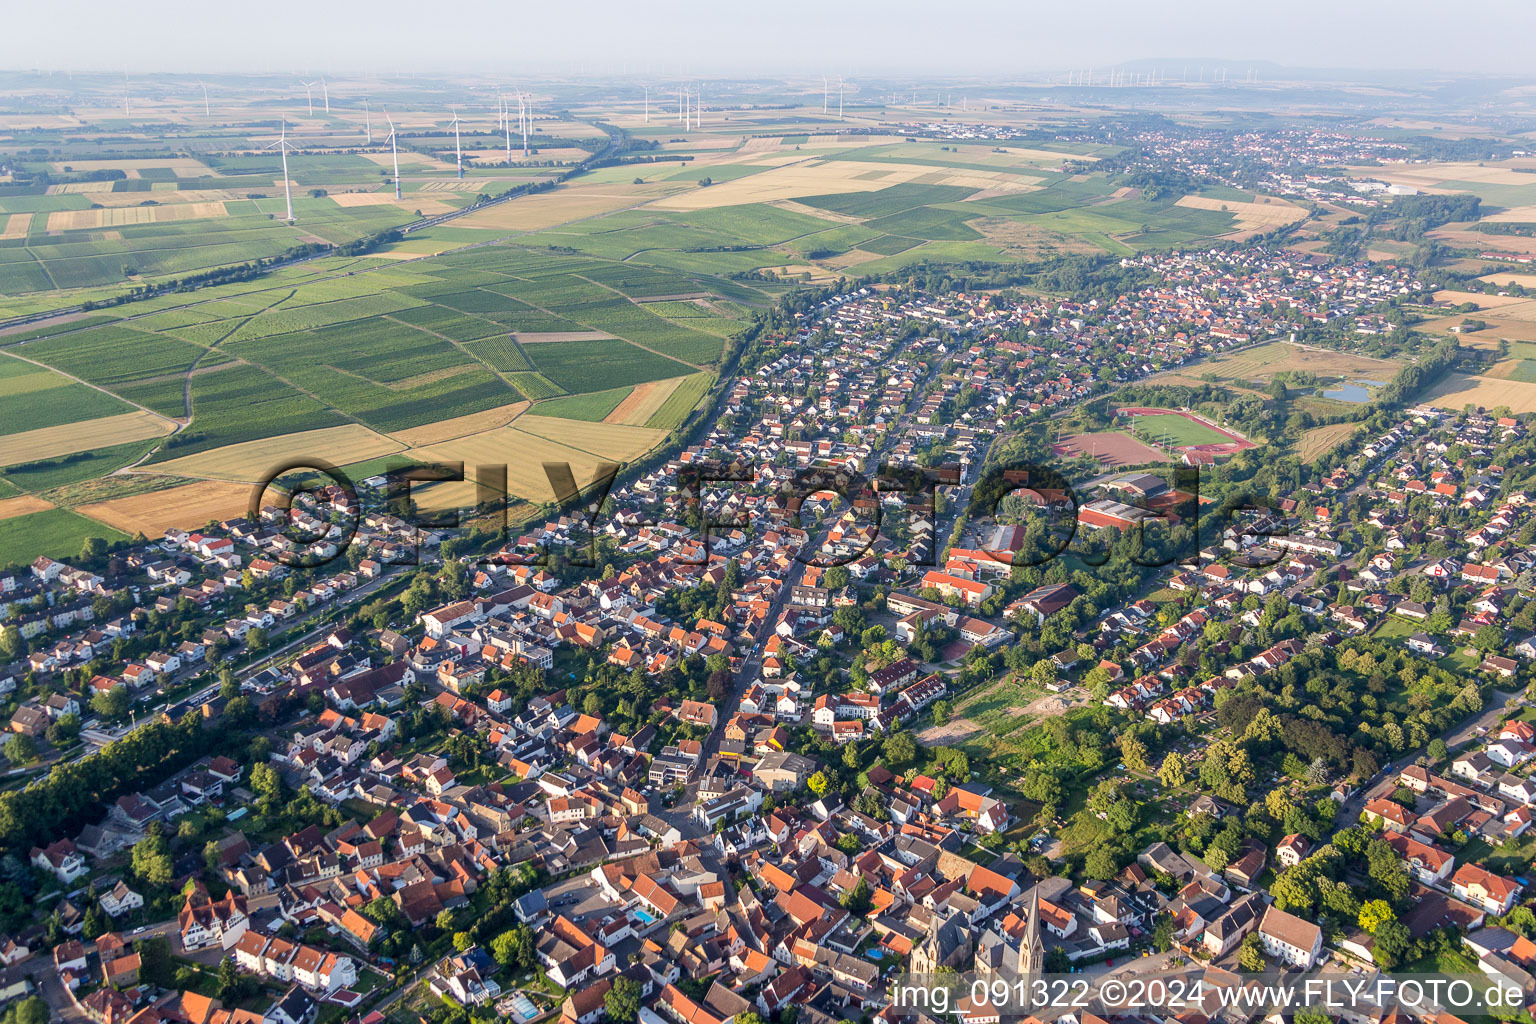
[1018,886,1044,978]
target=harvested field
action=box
[516,415,668,460]
[329,192,455,215]
[1432,289,1532,308]
[1297,422,1364,461]
[605,376,684,425]
[46,202,227,231]
[1050,431,1167,467]
[647,159,966,211]
[1175,194,1307,234]
[455,184,671,231]
[0,412,175,467]
[409,426,616,503]
[388,401,530,447]
[1479,273,1536,289]
[78,479,252,535]
[0,495,54,521]
[0,214,28,239]
[146,424,403,482]
[1422,372,1536,413]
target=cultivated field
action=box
[0,411,176,467]
[146,424,404,482]
[0,495,54,521]
[605,376,686,425]
[78,479,253,535]
[388,401,531,447]
[1422,373,1536,413]
[516,415,669,460]
[1297,422,1364,461]
[46,203,228,231]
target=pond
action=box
[1321,378,1388,403]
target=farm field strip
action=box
[0,410,175,467]
[77,479,254,535]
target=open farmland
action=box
[1297,422,1365,461]
[1422,372,1536,413]
[1146,341,1402,389]
[0,508,129,563]
[76,479,254,535]
[0,411,176,467]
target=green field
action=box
[532,386,633,421]
[0,509,130,568]
[646,372,711,431]
[0,356,135,434]
[1124,412,1233,448]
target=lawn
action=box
[1124,413,1232,448]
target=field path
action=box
[381,314,528,398]
[0,349,179,429]
[567,274,709,371]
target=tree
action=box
[453,931,474,952]
[492,924,535,969]
[3,997,48,1024]
[605,977,643,1023]
[1237,932,1266,972]
[435,908,457,933]
[807,771,830,798]
[930,700,951,727]
[217,956,242,1001]
[2,734,36,766]
[250,763,282,803]
[1151,913,1174,952]
[1372,920,1412,970]
[134,936,172,987]
[839,877,872,915]
[1158,751,1187,789]
[91,686,131,720]
[1358,899,1395,935]
[1083,846,1120,881]
[131,832,173,887]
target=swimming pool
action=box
[634,909,656,924]
[510,993,538,1021]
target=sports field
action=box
[1050,431,1168,468]
[1117,407,1257,455]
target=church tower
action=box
[1015,887,1045,978]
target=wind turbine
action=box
[503,96,512,161]
[265,121,297,223]
[678,85,684,126]
[644,85,649,123]
[300,80,316,116]
[450,109,463,180]
[201,82,209,117]
[822,76,828,114]
[838,76,844,121]
[385,112,402,200]
[321,78,330,114]
[520,93,529,156]
[363,97,372,145]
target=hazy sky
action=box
[7,0,1535,77]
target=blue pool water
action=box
[635,909,656,924]
[510,994,538,1021]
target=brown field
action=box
[1480,273,1536,289]
[1050,431,1167,467]
[464,147,589,163]
[1346,159,1536,189]
[50,157,213,175]
[1415,314,1536,344]
[1422,372,1536,413]
[47,203,227,231]
[516,416,669,460]
[604,376,684,426]
[1176,194,1308,234]
[1432,289,1532,308]
[0,411,176,467]
[329,192,455,216]
[77,480,253,535]
[514,331,616,343]
[0,495,54,521]
[1428,226,1536,254]
[454,184,675,231]
[146,424,403,482]
[1478,205,1536,223]
[1297,422,1364,461]
[388,401,530,447]
[646,158,993,212]
[1146,341,1401,387]
[408,426,617,503]
[0,214,29,239]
